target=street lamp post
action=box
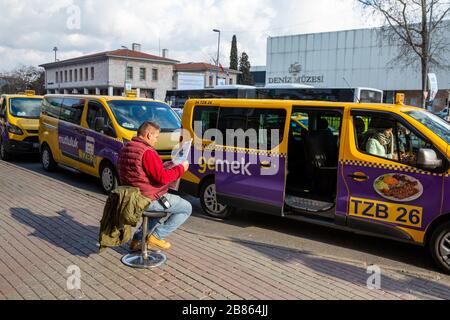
[53,47,58,62]
[121,45,129,95]
[213,29,221,87]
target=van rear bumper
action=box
[4,137,40,154]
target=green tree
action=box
[238,52,254,85]
[229,35,238,71]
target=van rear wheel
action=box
[41,144,57,171]
[100,162,118,194]
[199,179,234,219]
[429,221,450,274]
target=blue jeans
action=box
[132,193,192,241]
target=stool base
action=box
[121,252,167,269]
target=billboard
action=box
[177,72,205,90]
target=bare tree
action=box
[0,65,45,95]
[358,0,450,107]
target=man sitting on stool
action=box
[118,121,191,251]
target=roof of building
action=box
[174,62,241,74]
[40,49,179,68]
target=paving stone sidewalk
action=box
[0,161,449,300]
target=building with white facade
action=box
[40,45,179,101]
[266,26,450,110]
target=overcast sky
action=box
[0,0,381,72]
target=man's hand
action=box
[182,161,190,172]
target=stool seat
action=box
[143,210,168,219]
[121,209,168,269]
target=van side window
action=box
[60,98,85,125]
[87,101,116,137]
[353,113,433,167]
[247,109,286,150]
[0,98,6,117]
[42,97,63,119]
[193,106,219,137]
[217,107,286,150]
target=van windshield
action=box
[10,98,42,119]
[107,100,181,131]
[404,109,450,144]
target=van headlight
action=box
[7,123,24,135]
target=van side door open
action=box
[214,106,288,215]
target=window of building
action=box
[152,68,158,81]
[91,67,94,80]
[60,71,63,83]
[229,78,233,85]
[80,68,83,82]
[140,68,146,81]
[64,70,68,82]
[209,75,213,87]
[59,98,85,125]
[74,69,78,82]
[127,66,133,80]
[69,70,73,82]
[56,72,59,83]
[85,67,89,81]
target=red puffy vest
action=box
[117,136,167,200]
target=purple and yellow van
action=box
[179,97,450,273]
[0,91,42,160]
[39,93,180,193]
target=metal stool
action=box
[121,210,168,269]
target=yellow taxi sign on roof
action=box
[24,90,36,96]
[395,93,405,105]
[125,90,137,98]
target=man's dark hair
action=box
[137,121,161,136]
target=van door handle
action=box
[260,161,272,168]
[76,128,87,135]
[348,173,369,181]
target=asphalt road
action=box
[8,155,450,280]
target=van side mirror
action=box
[417,148,442,170]
[94,117,105,131]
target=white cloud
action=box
[0,0,375,71]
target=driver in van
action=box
[366,119,395,159]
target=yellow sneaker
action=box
[148,234,171,250]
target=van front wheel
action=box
[0,139,11,161]
[199,179,234,219]
[100,162,118,194]
[429,221,450,274]
[41,145,57,171]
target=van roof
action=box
[1,94,43,99]
[186,98,424,113]
[43,94,167,105]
